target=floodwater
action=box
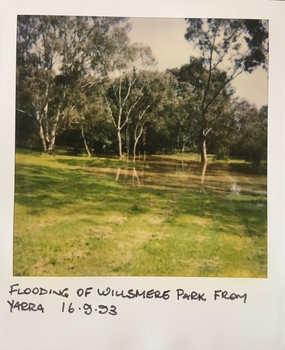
[85,156,267,197]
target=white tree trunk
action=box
[81,125,91,157]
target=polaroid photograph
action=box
[0,0,284,349]
[14,15,268,279]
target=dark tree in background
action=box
[230,101,268,165]
[169,60,235,156]
[184,18,268,162]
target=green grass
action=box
[13,148,267,277]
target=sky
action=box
[128,17,268,109]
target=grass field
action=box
[13,149,267,277]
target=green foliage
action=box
[230,101,267,165]
[169,60,235,157]
[16,15,130,153]
[215,146,230,160]
[183,18,268,162]
[16,16,268,165]
[185,19,268,74]
[104,69,177,159]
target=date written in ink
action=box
[62,302,118,316]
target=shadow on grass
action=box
[15,156,267,239]
[174,189,267,238]
[15,163,138,213]
[15,161,165,221]
[14,151,267,277]
[55,156,142,170]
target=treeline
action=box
[16,16,268,164]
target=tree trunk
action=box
[48,124,57,153]
[133,138,139,162]
[125,124,130,160]
[133,124,144,162]
[81,125,91,157]
[39,122,48,153]
[36,109,49,153]
[117,129,123,160]
[42,90,51,152]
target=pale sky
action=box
[128,17,268,109]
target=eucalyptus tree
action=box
[103,44,156,159]
[17,15,62,152]
[169,61,235,155]
[184,18,268,162]
[129,70,177,160]
[16,15,130,153]
[65,84,111,156]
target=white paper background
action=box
[0,1,284,349]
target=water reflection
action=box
[201,162,207,184]
[231,182,241,195]
[115,167,141,188]
[85,156,267,196]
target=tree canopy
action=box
[16,16,268,165]
[183,19,268,162]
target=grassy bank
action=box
[14,149,267,277]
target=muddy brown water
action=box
[85,156,267,197]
